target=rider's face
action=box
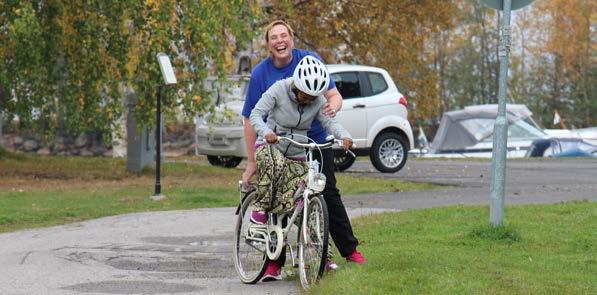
[296,90,317,105]
[267,24,294,62]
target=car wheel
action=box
[370,132,408,173]
[207,155,243,168]
[334,152,356,171]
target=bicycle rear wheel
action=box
[233,190,268,284]
[298,194,329,290]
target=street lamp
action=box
[151,53,177,201]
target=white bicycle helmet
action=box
[292,55,330,97]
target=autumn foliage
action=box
[1,0,594,141]
[0,0,257,137]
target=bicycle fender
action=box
[235,188,256,215]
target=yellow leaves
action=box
[272,0,454,119]
[2,0,256,135]
[193,95,202,104]
[145,0,160,12]
[78,96,85,109]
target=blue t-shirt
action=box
[242,49,336,144]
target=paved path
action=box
[343,158,597,209]
[0,159,595,294]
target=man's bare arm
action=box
[241,117,257,187]
[323,88,343,117]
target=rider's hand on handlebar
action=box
[342,138,353,152]
[265,132,278,144]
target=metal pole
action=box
[153,85,163,199]
[490,0,512,226]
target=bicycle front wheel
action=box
[233,190,268,284]
[298,194,329,290]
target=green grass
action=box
[0,152,440,232]
[338,174,437,195]
[312,201,596,294]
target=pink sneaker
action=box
[346,250,367,264]
[261,262,282,282]
[325,258,339,271]
[250,211,267,224]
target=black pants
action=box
[314,147,359,257]
[274,148,359,266]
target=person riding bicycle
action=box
[243,20,367,281]
[249,56,353,219]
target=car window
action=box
[205,76,249,105]
[367,72,388,95]
[331,72,361,99]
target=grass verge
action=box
[0,152,439,232]
[311,201,596,294]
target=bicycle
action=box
[233,135,354,290]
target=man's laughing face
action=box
[267,24,294,62]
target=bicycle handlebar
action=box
[278,136,356,157]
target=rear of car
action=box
[195,75,249,167]
[329,64,413,173]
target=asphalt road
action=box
[343,158,597,209]
[0,158,595,294]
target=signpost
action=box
[152,53,177,201]
[482,0,533,226]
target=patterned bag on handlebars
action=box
[255,145,308,213]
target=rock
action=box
[23,140,40,152]
[92,145,108,156]
[51,142,66,153]
[74,134,88,148]
[12,136,24,147]
[186,146,196,155]
[37,147,51,155]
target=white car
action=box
[328,64,413,172]
[195,64,414,173]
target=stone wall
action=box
[1,123,196,157]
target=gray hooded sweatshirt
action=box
[250,77,351,158]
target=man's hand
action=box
[323,88,342,117]
[323,102,339,117]
[242,161,257,190]
[264,132,278,144]
[342,138,353,152]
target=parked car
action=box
[525,137,597,158]
[195,64,414,173]
[194,75,249,168]
[328,64,413,173]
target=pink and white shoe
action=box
[325,259,339,271]
[346,250,367,264]
[261,262,282,282]
[250,211,267,224]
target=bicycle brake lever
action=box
[346,149,356,158]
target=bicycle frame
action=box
[240,135,348,260]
